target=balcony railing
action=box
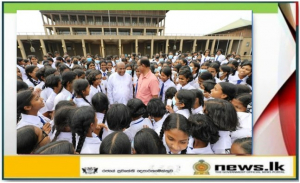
[44,21,162,27]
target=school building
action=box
[17,10,252,60]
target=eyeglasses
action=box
[33,130,48,150]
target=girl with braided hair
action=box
[73,79,91,107]
[24,66,40,88]
[71,106,101,154]
[51,106,76,143]
[159,113,193,154]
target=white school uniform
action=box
[65,63,71,68]
[101,122,114,141]
[153,114,168,135]
[40,87,53,102]
[34,81,44,91]
[36,64,44,69]
[211,131,232,154]
[201,56,210,64]
[87,85,101,102]
[215,54,226,62]
[73,97,91,107]
[17,113,45,129]
[216,77,229,83]
[107,72,133,105]
[46,91,57,112]
[17,65,28,81]
[186,137,214,154]
[53,88,73,110]
[190,74,200,89]
[176,109,191,119]
[124,117,153,142]
[80,136,101,154]
[228,72,248,85]
[24,78,40,88]
[176,83,195,91]
[50,131,73,143]
[230,112,252,143]
[159,79,176,102]
[220,59,229,65]
[191,106,203,114]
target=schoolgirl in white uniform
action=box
[17,57,28,81]
[53,71,78,110]
[229,61,252,85]
[190,89,204,115]
[147,98,169,135]
[176,69,196,91]
[86,70,103,102]
[159,113,193,154]
[71,106,102,154]
[216,65,231,83]
[158,67,176,102]
[201,80,216,101]
[186,114,218,154]
[189,61,200,89]
[24,66,41,88]
[230,93,252,143]
[72,79,91,107]
[99,61,108,95]
[125,99,153,142]
[17,90,51,138]
[204,99,239,154]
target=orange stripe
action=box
[4,156,80,178]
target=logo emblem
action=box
[82,167,98,174]
[193,160,210,175]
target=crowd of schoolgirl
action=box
[16,48,252,155]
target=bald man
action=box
[107,62,133,105]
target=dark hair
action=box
[159,113,193,154]
[190,61,200,79]
[52,106,76,142]
[45,75,61,90]
[140,58,150,67]
[218,82,237,101]
[181,58,188,65]
[17,57,23,64]
[219,65,231,82]
[228,60,239,76]
[17,126,38,154]
[91,92,109,137]
[134,128,166,154]
[55,62,62,68]
[241,61,252,72]
[236,85,252,95]
[208,63,220,76]
[25,65,38,86]
[87,61,95,70]
[202,80,216,93]
[17,80,28,92]
[47,57,53,62]
[125,64,134,77]
[199,72,214,81]
[174,64,182,72]
[99,131,131,154]
[127,98,147,119]
[56,56,63,62]
[178,69,193,83]
[54,100,76,111]
[44,67,57,77]
[164,87,177,106]
[190,89,204,107]
[234,93,252,109]
[106,104,131,131]
[232,137,252,154]
[188,114,219,144]
[35,140,74,154]
[73,69,85,79]
[73,79,91,105]
[86,70,101,85]
[59,64,70,74]
[72,65,83,71]
[204,99,239,131]
[71,106,96,154]
[17,90,34,121]
[176,89,195,114]
[160,67,173,82]
[60,71,77,92]
[147,98,166,118]
[35,67,45,81]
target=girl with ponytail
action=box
[24,66,40,88]
[73,79,91,107]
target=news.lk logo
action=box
[215,162,285,174]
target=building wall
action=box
[218,27,252,38]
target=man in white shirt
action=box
[107,62,133,105]
[215,49,226,62]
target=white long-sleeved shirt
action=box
[158,79,176,102]
[215,54,226,62]
[53,87,73,110]
[107,72,133,105]
[124,117,153,142]
[176,83,195,91]
[211,131,232,154]
[186,137,214,154]
[230,112,252,143]
[17,65,28,81]
[87,85,101,102]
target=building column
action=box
[165,39,169,54]
[144,28,146,36]
[151,39,154,56]
[44,27,48,35]
[227,39,234,54]
[193,39,197,52]
[179,39,183,52]
[82,39,87,57]
[53,27,57,35]
[210,39,216,54]
[102,28,104,35]
[205,39,210,50]
[86,27,90,35]
[40,39,47,55]
[130,28,133,36]
[135,39,138,54]
[17,39,27,59]
[59,14,62,24]
[101,39,105,58]
[70,27,73,35]
[116,28,119,35]
[118,39,122,56]
[157,29,159,36]
[61,39,67,53]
